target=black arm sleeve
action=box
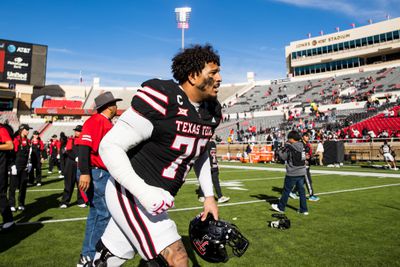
[78,145,91,175]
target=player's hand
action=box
[136,185,175,216]
[79,174,91,192]
[201,196,218,221]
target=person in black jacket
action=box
[48,134,61,175]
[197,139,230,203]
[9,124,32,211]
[29,131,44,186]
[59,132,68,178]
[60,125,87,208]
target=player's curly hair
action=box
[171,44,220,84]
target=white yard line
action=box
[17,182,400,226]
[219,165,400,178]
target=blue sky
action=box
[1,0,399,86]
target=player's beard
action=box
[198,77,218,101]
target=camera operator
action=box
[271,131,308,215]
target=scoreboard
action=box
[0,39,47,87]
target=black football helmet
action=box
[189,213,249,263]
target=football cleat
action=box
[218,196,230,203]
[189,213,249,263]
[77,254,91,267]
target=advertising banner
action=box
[0,40,33,84]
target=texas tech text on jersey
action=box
[128,79,222,196]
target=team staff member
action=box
[0,123,15,232]
[94,44,221,266]
[48,134,61,175]
[29,131,44,186]
[60,125,86,208]
[76,91,121,267]
[9,124,32,212]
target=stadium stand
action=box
[82,87,139,110]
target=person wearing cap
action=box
[29,130,44,186]
[289,131,320,202]
[8,124,32,211]
[0,122,15,232]
[48,134,61,175]
[76,91,121,266]
[60,125,87,209]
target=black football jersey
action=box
[129,79,222,196]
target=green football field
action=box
[1,162,400,267]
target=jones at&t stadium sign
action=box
[0,39,32,84]
[295,33,351,49]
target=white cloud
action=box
[48,48,75,54]
[270,0,400,20]
[46,71,80,79]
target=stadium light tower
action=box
[175,7,191,50]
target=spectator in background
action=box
[245,144,252,158]
[368,129,376,139]
[9,124,32,212]
[0,123,15,232]
[380,141,398,170]
[316,140,324,166]
[48,134,61,177]
[29,131,44,186]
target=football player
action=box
[94,44,222,266]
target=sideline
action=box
[17,182,400,226]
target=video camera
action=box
[268,214,291,230]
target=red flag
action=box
[350,23,355,28]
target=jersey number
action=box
[162,135,208,180]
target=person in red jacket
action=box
[29,131,44,186]
[0,122,15,231]
[8,124,32,211]
[76,91,121,266]
[48,134,61,176]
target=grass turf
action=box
[1,163,400,266]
